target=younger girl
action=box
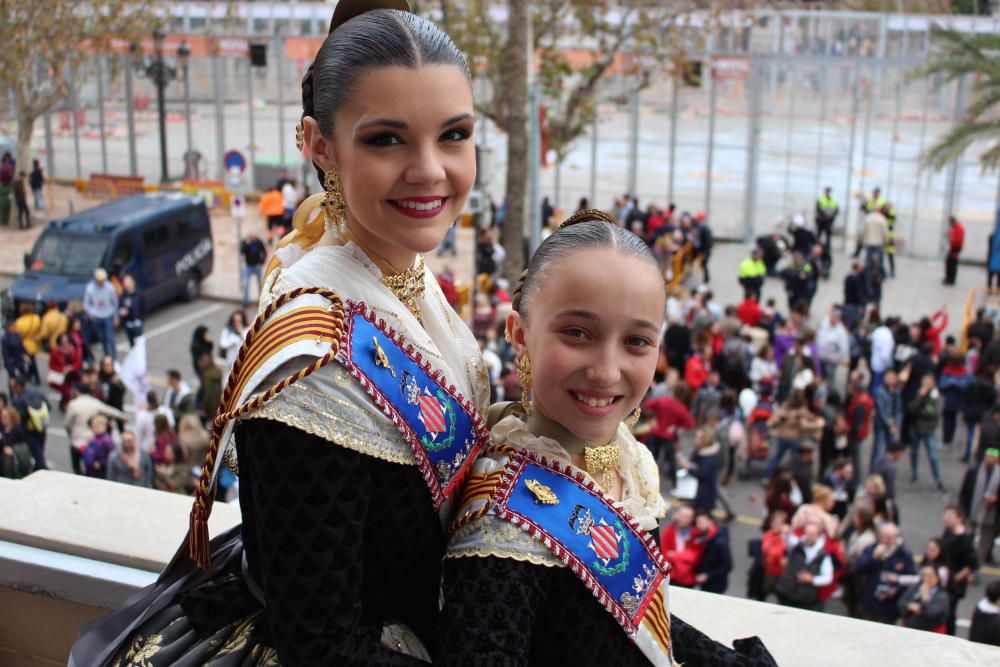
[438,212,775,665]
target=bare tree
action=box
[0,0,157,170]
[498,0,530,284]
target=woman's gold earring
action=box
[627,406,642,428]
[295,122,305,153]
[517,354,532,415]
[322,168,348,235]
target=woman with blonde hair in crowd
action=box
[791,483,840,538]
[764,388,825,480]
[176,413,210,469]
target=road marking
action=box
[143,303,225,340]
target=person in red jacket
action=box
[660,505,704,588]
[737,295,763,328]
[845,379,874,477]
[684,343,711,393]
[920,308,949,359]
[49,333,82,410]
[944,215,965,285]
[760,510,790,600]
[642,382,695,483]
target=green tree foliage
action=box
[0,0,158,170]
[910,26,1000,173]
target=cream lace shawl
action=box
[239,234,489,466]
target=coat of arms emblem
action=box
[569,504,630,575]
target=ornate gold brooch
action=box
[584,442,620,490]
[526,478,559,505]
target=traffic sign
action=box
[224,150,247,173]
[225,166,246,197]
[231,195,246,220]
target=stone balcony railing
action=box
[1,471,999,667]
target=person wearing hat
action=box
[960,446,1000,565]
[815,186,839,250]
[83,267,119,361]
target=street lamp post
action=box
[134,29,181,184]
[178,41,192,157]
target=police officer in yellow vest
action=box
[739,247,767,300]
[860,187,887,215]
[815,186,838,249]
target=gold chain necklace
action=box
[584,441,620,490]
[342,228,425,320]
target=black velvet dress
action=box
[437,557,778,666]
[106,418,443,666]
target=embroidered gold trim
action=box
[448,511,562,567]
[248,390,416,466]
[445,546,567,567]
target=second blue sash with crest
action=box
[490,451,671,638]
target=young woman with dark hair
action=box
[72,3,488,664]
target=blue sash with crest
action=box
[337,301,488,509]
[491,451,675,664]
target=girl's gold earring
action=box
[322,168,348,235]
[517,354,532,415]
[627,406,642,428]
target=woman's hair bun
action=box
[329,0,411,34]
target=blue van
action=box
[9,192,213,312]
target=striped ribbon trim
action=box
[189,288,346,569]
[448,445,519,533]
[641,586,672,657]
[227,307,343,403]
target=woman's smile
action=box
[388,195,449,218]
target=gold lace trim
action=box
[445,545,566,567]
[248,389,415,466]
[448,510,562,567]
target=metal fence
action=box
[4,6,998,258]
[532,11,1000,259]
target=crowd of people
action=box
[458,187,999,645]
[0,279,251,501]
[2,167,998,649]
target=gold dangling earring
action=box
[294,122,305,153]
[322,168,348,235]
[627,405,642,428]
[517,354,532,415]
